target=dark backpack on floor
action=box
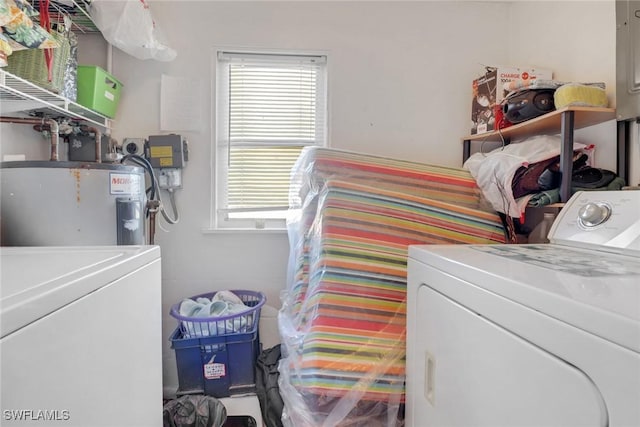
[255,344,284,427]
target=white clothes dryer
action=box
[406,190,640,427]
[1,245,162,427]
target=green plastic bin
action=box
[76,65,123,118]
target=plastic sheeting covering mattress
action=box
[278,148,507,427]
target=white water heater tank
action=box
[0,161,146,246]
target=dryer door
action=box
[408,285,607,427]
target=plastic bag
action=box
[89,0,176,62]
[61,23,78,101]
[278,147,507,427]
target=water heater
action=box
[0,161,146,246]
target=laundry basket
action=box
[169,290,266,397]
[170,290,266,338]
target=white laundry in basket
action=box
[178,293,252,337]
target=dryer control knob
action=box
[578,202,612,227]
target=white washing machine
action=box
[1,245,162,426]
[406,190,640,427]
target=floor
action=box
[163,394,264,427]
[220,395,264,426]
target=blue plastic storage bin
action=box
[169,289,265,397]
[170,324,260,398]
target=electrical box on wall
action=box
[145,134,189,190]
[121,134,188,190]
[147,134,185,169]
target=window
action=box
[214,51,328,230]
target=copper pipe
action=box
[47,119,59,161]
[147,200,160,245]
[148,209,156,245]
[0,116,59,161]
[80,125,102,163]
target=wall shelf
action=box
[462,106,617,202]
[36,0,98,34]
[462,106,615,145]
[0,69,110,130]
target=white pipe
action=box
[107,41,113,74]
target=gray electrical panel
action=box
[616,0,640,121]
[147,134,185,169]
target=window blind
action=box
[216,52,327,223]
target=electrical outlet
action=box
[123,138,145,156]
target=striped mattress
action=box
[279,148,507,427]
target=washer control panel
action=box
[549,190,640,255]
[577,202,612,228]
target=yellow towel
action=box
[554,83,608,109]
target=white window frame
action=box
[212,50,328,231]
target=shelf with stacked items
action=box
[0,68,111,130]
[462,106,616,202]
[462,106,615,147]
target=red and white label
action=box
[109,173,140,195]
[204,362,226,379]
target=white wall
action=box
[507,0,619,172]
[0,1,625,395]
[106,1,513,394]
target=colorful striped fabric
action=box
[289,147,493,211]
[279,148,507,426]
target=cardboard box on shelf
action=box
[471,66,553,135]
